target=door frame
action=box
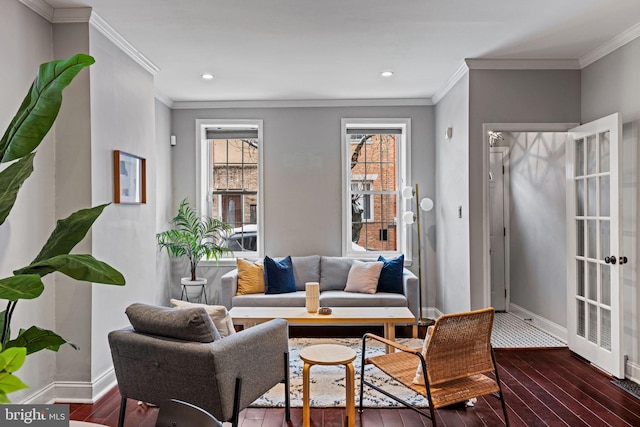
[489,146,511,311]
[481,123,579,311]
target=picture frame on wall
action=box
[114,150,146,204]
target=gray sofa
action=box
[220,255,419,324]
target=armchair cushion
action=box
[264,255,296,294]
[170,299,236,338]
[126,303,221,342]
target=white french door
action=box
[566,113,625,378]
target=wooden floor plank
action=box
[66,348,640,427]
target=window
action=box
[196,119,263,259]
[342,119,411,258]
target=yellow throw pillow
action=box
[237,258,265,295]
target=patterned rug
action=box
[250,337,429,408]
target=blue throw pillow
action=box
[377,254,404,294]
[264,256,297,294]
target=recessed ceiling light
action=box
[201,73,215,80]
[380,71,394,78]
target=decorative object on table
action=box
[305,282,319,313]
[0,53,125,403]
[113,150,146,204]
[317,307,332,315]
[156,199,232,299]
[402,183,434,326]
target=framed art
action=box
[114,150,146,204]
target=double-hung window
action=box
[196,119,263,259]
[342,118,411,258]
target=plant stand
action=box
[180,277,208,304]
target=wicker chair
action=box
[359,307,509,426]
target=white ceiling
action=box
[36,0,640,103]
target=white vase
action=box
[305,282,320,313]
[181,277,207,302]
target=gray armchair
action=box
[108,304,290,427]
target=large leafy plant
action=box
[157,198,232,281]
[0,54,125,402]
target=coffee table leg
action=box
[383,322,396,353]
[345,362,355,427]
[303,362,311,427]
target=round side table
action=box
[180,277,208,304]
[299,344,357,427]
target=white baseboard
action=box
[508,303,568,343]
[626,360,640,383]
[20,367,116,404]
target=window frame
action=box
[195,119,264,264]
[341,118,412,260]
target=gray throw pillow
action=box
[125,303,221,342]
[320,257,355,291]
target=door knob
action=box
[604,256,617,264]
[619,256,628,265]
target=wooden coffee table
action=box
[229,306,415,353]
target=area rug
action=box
[250,337,429,408]
[492,313,566,348]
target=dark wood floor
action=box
[68,346,640,427]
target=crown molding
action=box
[172,98,433,109]
[19,0,53,21]
[465,58,581,70]
[431,62,469,104]
[580,22,640,68]
[154,90,175,108]
[89,12,159,76]
[52,7,92,23]
[18,2,159,77]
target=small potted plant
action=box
[157,199,232,301]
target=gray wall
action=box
[155,99,174,306]
[434,74,471,313]
[88,24,158,388]
[468,69,582,309]
[170,105,436,308]
[582,36,640,375]
[504,132,567,326]
[0,0,56,403]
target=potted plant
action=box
[156,199,232,299]
[0,54,125,403]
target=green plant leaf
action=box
[5,327,78,354]
[0,372,28,395]
[0,275,44,301]
[29,204,109,264]
[0,391,10,404]
[15,254,125,285]
[0,153,35,226]
[0,347,26,372]
[0,54,95,163]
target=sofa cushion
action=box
[320,291,408,307]
[233,291,306,307]
[320,256,354,291]
[377,254,405,294]
[169,299,236,338]
[344,260,384,294]
[237,258,265,295]
[264,255,297,294]
[291,255,321,291]
[125,303,221,342]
